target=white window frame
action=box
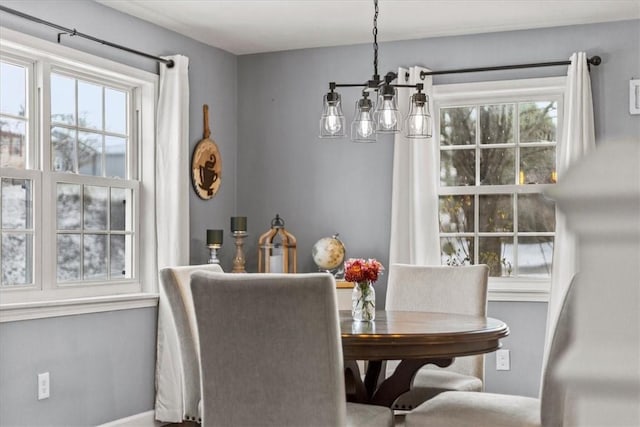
[433,77,566,302]
[0,29,158,321]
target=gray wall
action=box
[0,0,237,425]
[237,20,640,396]
[0,308,156,426]
[0,1,638,423]
[485,301,548,396]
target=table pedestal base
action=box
[345,358,453,407]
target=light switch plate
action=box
[38,372,50,400]
[631,79,640,115]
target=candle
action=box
[231,216,247,232]
[269,254,283,273]
[207,229,223,245]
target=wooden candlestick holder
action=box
[231,231,248,273]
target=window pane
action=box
[439,195,474,232]
[84,186,108,230]
[438,95,557,275]
[51,126,76,172]
[57,233,81,281]
[105,136,126,178]
[110,188,131,231]
[479,194,513,232]
[110,234,131,278]
[84,234,107,280]
[479,236,513,277]
[518,194,555,232]
[2,233,32,286]
[2,178,32,229]
[480,104,514,145]
[57,183,81,230]
[519,101,557,143]
[520,147,556,184]
[0,117,27,169]
[441,149,475,186]
[440,237,473,266]
[0,62,26,117]
[105,88,127,134]
[78,80,102,130]
[51,74,75,125]
[518,236,553,278]
[480,148,515,185]
[78,131,103,176]
[440,107,476,146]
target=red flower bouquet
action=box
[344,258,384,284]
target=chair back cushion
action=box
[386,264,489,379]
[191,272,347,427]
[155,264,223,422]
[540,276,576,426]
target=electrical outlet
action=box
[496,349,510,371]
[38,372,50,400]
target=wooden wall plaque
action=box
[192,104,222,199]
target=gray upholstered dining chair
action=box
[155,264,223,423]
[190,271,394,427]
[385,264,489,410]
[404,276,576,427]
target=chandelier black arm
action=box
[331,72,423,91]
[391,84,423,89]
[332,83,372,88]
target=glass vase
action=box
[352,280,375,321]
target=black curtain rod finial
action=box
[589,56,602,66]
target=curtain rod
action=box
[407,56,602,80]
[0,5,174,68]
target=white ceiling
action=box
[97,0,640,55]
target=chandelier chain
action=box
[373,0,378,78]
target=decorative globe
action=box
[312,235,346,272]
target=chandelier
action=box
[319,0,432,142]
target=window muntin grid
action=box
[438,100,558,278]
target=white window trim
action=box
[433,76,566,303]
[0,293,159,322]
[0,28,158,320]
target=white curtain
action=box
[389,66,441,266]
[156,54,190,269]
[155,54,190,423]
[543,52,596,371]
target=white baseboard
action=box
[99,410,165,427]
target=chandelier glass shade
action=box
[319,90,346,138]
[374,85,401,134]
[405,91,433,139]
[319,0,431,141]
[351,91,376,142]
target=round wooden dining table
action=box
[339,310,509,407]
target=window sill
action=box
[0,293,159,323]
[488,278,550,302]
